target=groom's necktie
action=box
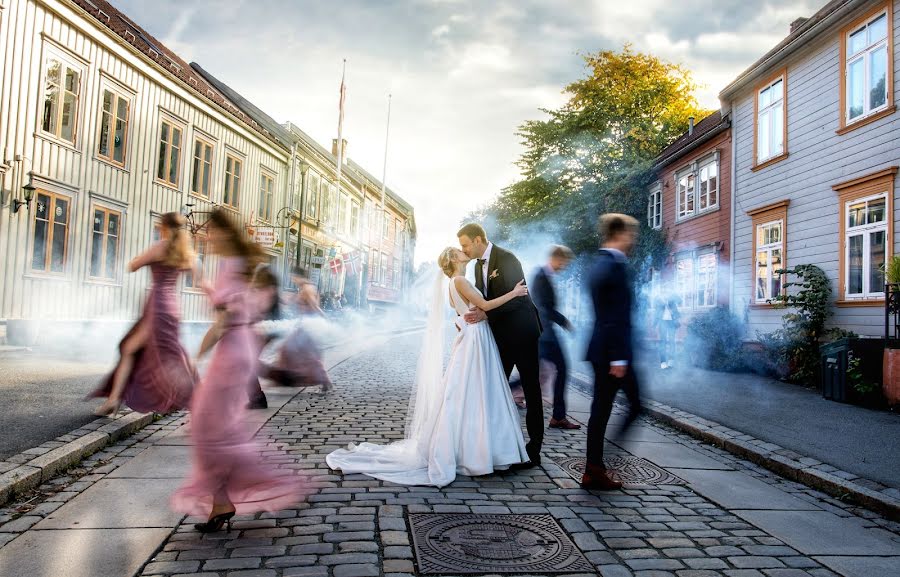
[475,258,486,296]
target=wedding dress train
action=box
[326,277,528,487]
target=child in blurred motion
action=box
[246,264,281,409]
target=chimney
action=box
[790,17,808,34]
[331,139,348,164]
[688,116,694,136]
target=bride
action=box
[326,246,530,487]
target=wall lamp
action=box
[12,174,36,214]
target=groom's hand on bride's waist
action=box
[464,308,486,324]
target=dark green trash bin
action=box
[820,339,849,402]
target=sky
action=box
[113,0,821,264]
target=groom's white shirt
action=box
[480,242,494,290]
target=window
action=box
[338,194,349,234]
[756,221,784,302]
[393,258,401,289]
[31,191,70,274]
[675,256,693,309]
[380,253,388,286]
[395,219,403,246]
[183,235,207,290]
[41,56,82,144]
[648,183,662,229]
[350,201,360,239]
[97,89,129,165]
[834,167,896,302]
[676,169,695,220]
[223,154,242,209]
[695,253,717,308]
[383,211,390,238]
[156,118,183,187]
[307,171,319,220]
[841,6,892,129]
[754,71,786,168]
[370,248,379,282]
[673,251,718,310]
[258,172,275,222]
[191,138,213,198]
[698,160,718,211]
[749,200,789,304]
[321,180,333,224]
[89,207,122,280]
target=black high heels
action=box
[194,510,235,533]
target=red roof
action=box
[70,0,283,148]
[653,111,729,169]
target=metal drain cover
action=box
[554,455,686,486]
[409,513,594,574]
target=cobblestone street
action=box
[1,332,898,577]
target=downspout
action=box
[728,101,738,317]
[282,141,297,286]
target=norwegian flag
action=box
[343,251,360,275]
[329,257,343,275]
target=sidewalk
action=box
[0,331,897,577]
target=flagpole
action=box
[335,59,346,298]
[380,93,391,209]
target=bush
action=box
[685,306,746,372]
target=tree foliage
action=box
[470,45,710,270]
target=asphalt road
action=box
[0,354,109,460]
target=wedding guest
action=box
[656,295,680,370]
[261,267,332,390]
[531,245,579,430]
[172,209,307,532]
[246,264,281,410]
[583,213,642,490]
[89,212,196,416]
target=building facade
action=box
[0,0,415,344]
[722,0,900,338]
[650,112,733,315]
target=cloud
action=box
[110,0,821,263]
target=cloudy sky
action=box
[114,0,820,263]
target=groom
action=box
[458,223,544,468]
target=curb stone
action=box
[571,370,900,521]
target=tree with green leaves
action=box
[472,45,710,270]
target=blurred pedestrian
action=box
[656,295,680,369]
[582,213,642,491]
[172,209,308,532]
[89,212,196,416]
[532,245,580,430]
[261,267,332,391]
[246,264,281,410]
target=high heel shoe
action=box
[194,511,235,533]
[93,401,121,417]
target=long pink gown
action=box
[171,256,308,516]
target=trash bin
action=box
[820,338,849,402]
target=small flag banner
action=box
[343,251,361,275]
[329,258,343,275]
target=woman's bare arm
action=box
[128,242,166,273]
[453,276,526,312]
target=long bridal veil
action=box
[325,270,450,484]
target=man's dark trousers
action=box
[586,362,641,469]
[540,339,568,421]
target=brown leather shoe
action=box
[581,464,623,490]
[549,418,581,430]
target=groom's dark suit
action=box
[475,244,544,462]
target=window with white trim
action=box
[695,253,717,308]
[156,117,183,187]
[845,194,887,298]
[380,253,388,286]
[258,171,275,222]
[350,201,360,239]
[97,88,130,165]
[223,153,242,209]
[846,11,889,123]
[673,251,717,310]
[698,159,718,211]
[89,206,122,280]
[393,257,401,289]
[338,193,349,234]
[648,183,662,229]
[757,78,784,163]
[675,256,693,309]
[41,54,83,144]
[191,137,213,198]
[184,235,207,290]
[306,171,319,220]
[755,220,784,301]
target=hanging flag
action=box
[329,258,343,275]
[343,251,360,275]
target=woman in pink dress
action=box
[90,212,196,416]
[172,209,308,533]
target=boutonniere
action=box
[489,269,500,280]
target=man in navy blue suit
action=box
[531,245,580,430]
[582,213,642,490]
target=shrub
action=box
[685,306,746,372]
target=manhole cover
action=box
[554,455,686,486]
[409,513,594,574]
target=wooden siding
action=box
[0,0,290,323]
[732,0,900,337]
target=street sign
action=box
[251,226,276,248]
[311,256,326,265]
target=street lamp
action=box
[12,175,36,214]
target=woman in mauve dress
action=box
[90,212,196,416]
[262,266,332,391]
[172,209,308,533]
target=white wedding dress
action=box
[326,276,528,487]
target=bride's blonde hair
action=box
[438,247,458,278]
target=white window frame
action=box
[844,192,888,299]
[757,77,785,163]
[155,112,186,189]
[697,158,719,213]
[223,150,243,209]
[350,200,360,240]
[648,182,662,229]
[258,170,276,223]
[674,255,694,309]
[695,252,717,309]
[675,167,695,221]
[95,77,133,168]
[338,193,349,234]
[38,45,87,147]
[190,135,215,199]
[755,219,785,302]
[845,10,890,124]
[306,170,320,221]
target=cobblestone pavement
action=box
[1,332,899,576]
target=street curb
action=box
[0,411,154,505]
[0,323,424,507]
[570,374,900,521]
